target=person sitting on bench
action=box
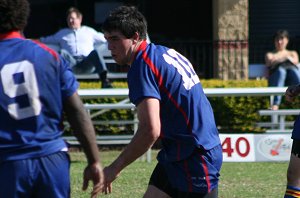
[40,7,112,88]
[265,29,300,110]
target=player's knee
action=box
[287,167,297,184]
[287,169,300,186]
[287,140,300,185]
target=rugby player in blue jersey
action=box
[0,0,104,197]
[101,6,222,198]
[284,85,300,197]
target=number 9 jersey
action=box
[0,32,78,162]
[128,41,221,162]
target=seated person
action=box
[39,7,112,88]
[265,29,300,110]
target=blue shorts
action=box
[292,115,300,140]
[0,151,70,198]
[149,144,222,196]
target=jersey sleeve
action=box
[128,54,161,105]
[58,56,79,99]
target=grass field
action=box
[69,149,289,198]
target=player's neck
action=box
[128,41,142,65]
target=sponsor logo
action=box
[257,135,292,161]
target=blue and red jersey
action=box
[128,41,220,162]
[0,32,78,162]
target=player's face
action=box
[104,31,135,65]
[67,12,82,30]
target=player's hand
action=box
[102,165,120,194]
[285,85,300,103]
[82,162,104,198]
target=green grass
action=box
[69,149,289,198]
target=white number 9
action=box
[1,60,41,120]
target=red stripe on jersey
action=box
[0,31,23,40]
[200,154,211,192]
[140,42,192,128]
[0,31,59,61]
[32,40,59,61]
[139,41,193,160]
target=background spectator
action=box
[40,7,112,88]
[265,29,300,110]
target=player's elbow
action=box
[140,122,160,142]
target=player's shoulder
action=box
[29,39,60,60]
[147,43,175,60]
[147,43,167,54]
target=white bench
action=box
[258,109,300,133]
[63,135,133,145]
[248,64,268,79]
[64,100,152,162]
[75,72,127,80]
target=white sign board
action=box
[220,133,293,162]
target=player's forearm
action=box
[64,93,100,165]
[111,127,159,174]
[70,114,100,165]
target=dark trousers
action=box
[60,49,108,79]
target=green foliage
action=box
[65,80,134,135]
[76,79,297,134]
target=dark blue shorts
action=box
[0,151,70,198]
[149,144,222,197]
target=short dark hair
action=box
[102,6,147,40]
[273,29,289,41]
[0,0,30,33]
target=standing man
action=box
[0,0,103,197]
[284,85,300,197]
[101,6,222,198]
[40,7,112,88]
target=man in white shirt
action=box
[40,7,112,88]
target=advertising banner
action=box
[220,133,292,162]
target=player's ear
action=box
[132,32,140,43]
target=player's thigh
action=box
[34,151,71,198]
[144,185,171,198]
[0,159,31,197]
[287,139,300,186]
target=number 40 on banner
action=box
[219,134,256,162]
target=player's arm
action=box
[63,92,104,197]
[103,97,161,193]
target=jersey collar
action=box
[0,31,24,40]
[137,40,147,52]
